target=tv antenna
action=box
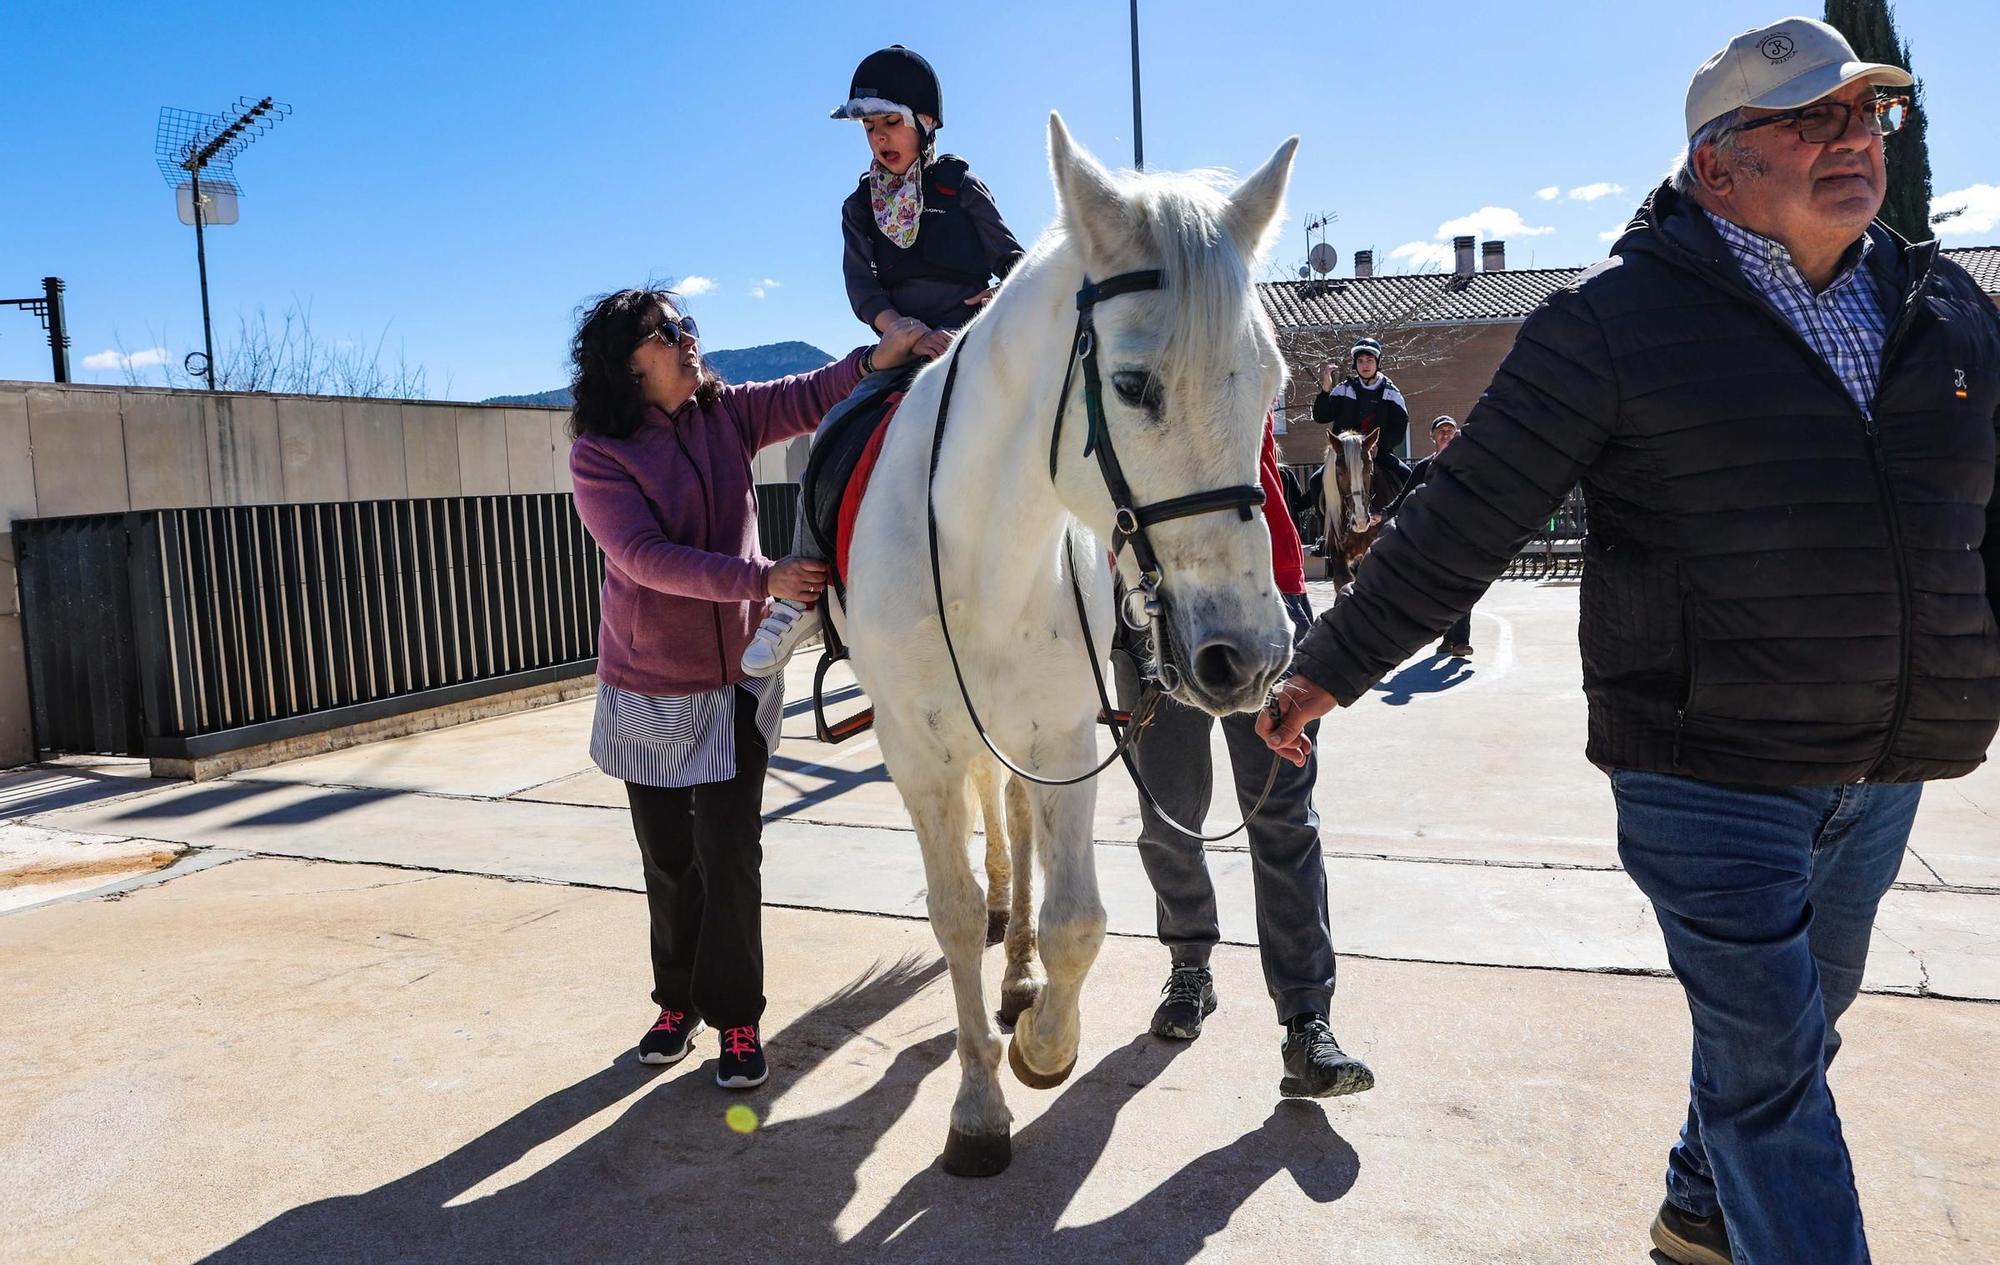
[154,95,291,389]
[1299,212,1339,292]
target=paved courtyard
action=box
[3,579,1996,1262]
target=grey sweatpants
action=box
[1112,591,1337,1022]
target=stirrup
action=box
[811,642,874,744]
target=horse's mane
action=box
[1024,166,1261,386]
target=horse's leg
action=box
[1010,748,1105,1089]
[887,747,1012,1176]
[971,760,1010,946]
[995,772,1044,1031]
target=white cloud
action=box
[1598,227,1626,242]
[1931,183,2000,239]
[1534,186,1561,201]
[1434,206,1555,239]
[676,275,717,297]
[82,346,170,371]
[748,277,782,299]
[1568,182,1627,203]
[1389,240,1454,270]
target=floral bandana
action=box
[869,161,923,250]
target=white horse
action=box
[835,115,1298,1177]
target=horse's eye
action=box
[1111,371,1158,410]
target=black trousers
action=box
[623,687,769,1028]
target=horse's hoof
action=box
[1007,1035,1077,1090]
[941,1126,1011,1178]
[995,983,1040,1033]
[985,909,1008,947]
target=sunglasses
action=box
[642,314,699,350]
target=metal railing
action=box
[1502,486,1588,580]
[17,494,605,758]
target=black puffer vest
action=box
[1299,183,2000,786]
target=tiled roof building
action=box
[1263,240,2000,465]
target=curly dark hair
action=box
[567,288,723,441]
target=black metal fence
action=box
[17,494,605,759]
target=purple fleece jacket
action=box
[570,348,866,696]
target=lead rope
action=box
[921,310,1284,841]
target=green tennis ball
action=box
[725,1104,760,1134]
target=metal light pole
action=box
[2,277,71,382]
[1129,0,1145,169]
[154,96,290,390]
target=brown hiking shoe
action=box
[1649,1199,1731,1265]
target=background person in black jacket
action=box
[1384,416,1473,657]
[1261,17,1997,1265]
[1313,336,1412,502]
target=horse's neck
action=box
[926,251,1089,608]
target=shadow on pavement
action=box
[198,957,1359,1263]
[1371,654,1476,706]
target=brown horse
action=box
[1320,429,1388,585]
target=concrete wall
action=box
[0,379,805,768]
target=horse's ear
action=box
[1048,112,1130,267]
[1222,136,1298,262]
[1363,429,1380,456]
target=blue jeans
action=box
[1611,769,1921,1265]
[1114,592,1336,1022]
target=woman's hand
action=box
[872,317,929,370]
[768,557,831,604]
[963,286,998,308]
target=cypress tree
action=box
[1823,0,1934,240]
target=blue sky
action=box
[3,1,1996,400]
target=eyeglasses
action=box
[643,314,699,349]
[1730,95,1911,145]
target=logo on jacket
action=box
[1760,34,1796,62]
[1955,368,1969,399]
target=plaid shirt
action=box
[1705,210,1890,415]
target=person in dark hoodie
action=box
[1260,17,1994,1265]
[742,45,1025,676]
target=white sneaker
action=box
[741,600,821,676]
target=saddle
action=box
[798,367,914,744]
[801,366,915,592]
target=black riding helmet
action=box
[830,45,943,162]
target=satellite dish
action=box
[1308,243,1338,275]
[176,181,239,226]
[1297,265,1311,279]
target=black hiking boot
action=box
[1149,963,1217,1040]
[1649,1199,1732,1265]
[1279,1013,1375,1098]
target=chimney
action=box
[1453,235,1476,277]
[1354,249,1374,279]
[1482,240,1506,272]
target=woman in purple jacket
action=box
[567,288,918,1089]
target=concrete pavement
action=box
[3,578,1997,1262]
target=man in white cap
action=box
[1259,16,1997,1265]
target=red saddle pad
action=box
[835,394,902,583]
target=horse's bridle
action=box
[1332,433,1373,538]
[923,268,1278,840]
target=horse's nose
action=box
[1190,638,1259,698]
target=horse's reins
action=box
[923,269,1283,842]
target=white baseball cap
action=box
[1685,16,1912,139]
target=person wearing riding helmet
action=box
[741,44,1027,677]
[1313,336,1413,504]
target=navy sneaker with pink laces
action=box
[637,1008,703,1066]
[715,1024,768,1089]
